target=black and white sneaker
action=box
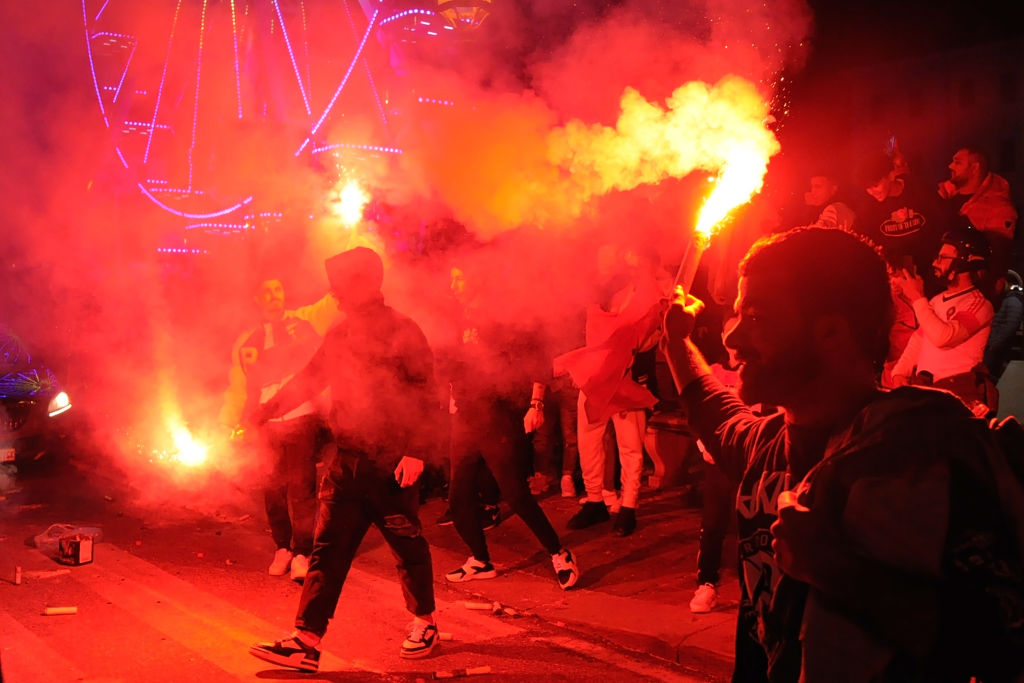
[249,634,321,673]
[444,556,497,582]
[400,621,439,659]
[552,547,580,590]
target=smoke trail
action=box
[394,0,810,240]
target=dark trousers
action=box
[449,402,561,563]
[697,462,737,586]
[263,415,321,556]
[295,452,435,637]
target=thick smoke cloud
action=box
[0,0,812,514]
[391,0,811,256]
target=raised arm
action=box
[286,292,343,337]
[661,286,712,393]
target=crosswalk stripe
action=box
[0,608,91,683]
[69,544,525,676]
[71,544,362,677]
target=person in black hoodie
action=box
[249,247,443,672]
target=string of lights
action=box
[142,0,184,166]
[186,0,210,193]
[229,0,242,119]
[294,7,380,157]
[271,0,313,117]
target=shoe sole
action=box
[399,640,438,659]
[248,646,318,673]
[444,569,497,582]
[689,604,716,613]
[557,572,579,590]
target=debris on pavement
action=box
[433,665,492,679]
[23,569,71,580]
[42,606,78,616]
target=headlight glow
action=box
[48,391,72,417]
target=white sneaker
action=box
[269,548,293,576]
[560,474,575,497]
[689,583,718,613]
[290,554,309,583]
[445,556,497,582]
[551,547,579,590]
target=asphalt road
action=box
[0,450,730,682]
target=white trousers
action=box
[576,390,646,509]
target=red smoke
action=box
[0,0,813,514]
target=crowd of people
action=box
[224,142,1023,681]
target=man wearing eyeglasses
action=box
[890,226,997,415]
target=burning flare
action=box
[694,145,771,239]
[168,422,208,467]
[329,178,371,229]
[414,75,779,236]
[557,75,779,289]
[551,76,778,205]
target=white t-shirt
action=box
[915,287,993,380]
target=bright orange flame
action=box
[169,422,208,467]
[407,74,779,237]
[550,75,779,230]
[329,178,370,229]
[694,145,771,238]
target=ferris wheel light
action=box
[85,0,395,220]
[271,0,312,116]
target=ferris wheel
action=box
[81,0,397,225]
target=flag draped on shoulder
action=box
[554,274,664,423]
